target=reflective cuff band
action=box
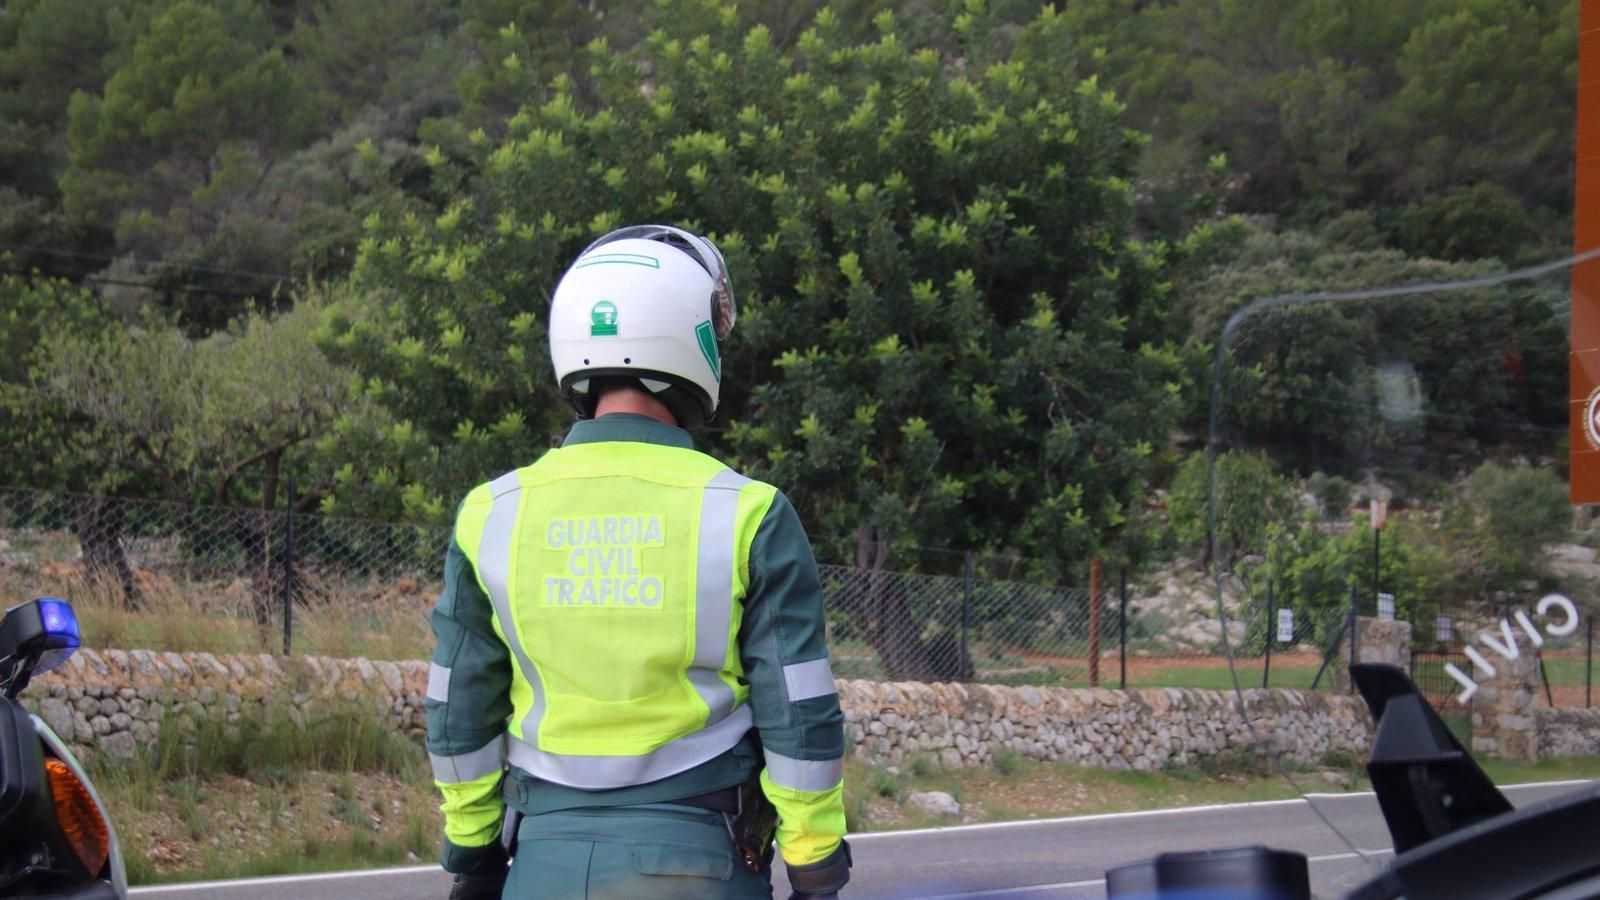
[787,840,851,895]
[782,658,836,702]
[427,663,451,703]
[431,735,507,784]
[764,749,844,792]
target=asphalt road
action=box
[128,781,1588,900]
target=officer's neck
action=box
[592,387,678,426]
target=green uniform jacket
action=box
[426,414,848,879]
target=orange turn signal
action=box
[43,758,109,876]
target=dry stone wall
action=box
[20,650,1373,771]
[20,649,428,760]
[837,680,1371,771]
[1536,708,1600,758]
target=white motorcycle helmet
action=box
[549,224,736,429]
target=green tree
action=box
[1176,215,1565,470]
[0,0,145,263]
[0,271,113,490]
[325,3,1186,678]
[35,295,362,620]
[1392,182,1541,264]
[60,0,326,330]
[1257,512,1455,647]
[1445,460,1571,600]
[1378,0,1575,214]
[1057,0,1574,248]
[40,298,354,509]
[1167,450,1297,570]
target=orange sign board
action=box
[1572,0,1600,503]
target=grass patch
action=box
[992,747,1023,776]
[840,749,1358,833]
[125,704,424,782]
[115,771,440,886]
[1479,755,1600,785]
[89,700,434,885]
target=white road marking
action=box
[849,798,1311,841]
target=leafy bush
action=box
[1168,450,1297,567]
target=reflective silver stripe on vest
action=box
[431,734,506,784]
[475,471,549,745]
[507,704,754,790]
[763,748,844,793]
[688,468,750,725]
[782,657,836,702]
[426,663,451,703]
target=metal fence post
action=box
[1262,578,1273,689]
[282,476,296,656]
[961,552,972,680]
[1118,567,1128,690]
[1588,615,1594,709]
[1088,558,1101,688]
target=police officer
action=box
[426,225,851,899]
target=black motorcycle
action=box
[0,597,126,899]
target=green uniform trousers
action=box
[503,804,773,899]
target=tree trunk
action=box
[841,523,945,682]
[73,496,141,609]
[244,454,283,647]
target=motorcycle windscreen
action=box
[1203,246,1591,896]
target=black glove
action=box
[786,840,851,897]
[446,840,509,900]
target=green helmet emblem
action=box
[695,321,721,382]
[590,300,619,337]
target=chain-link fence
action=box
[0,486,439,660]
[0,485,1381,690]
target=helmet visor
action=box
[581,225,737,341]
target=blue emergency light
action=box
[31,597,80,674]
[0,597,81,678]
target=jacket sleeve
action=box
[425,525,514,874]
[739,491,848,878]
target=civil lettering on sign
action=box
[542,514,668,609]
[1276,608,1294,643]
[1441,595,1579,702]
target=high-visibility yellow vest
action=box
[453,439,778,789]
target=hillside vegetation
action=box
[0,0,1579,591]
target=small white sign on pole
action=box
[1276,608,1295,643]
[1436,613,1454,644]
[1377,592,1396,621]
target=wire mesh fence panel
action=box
[818,564,1098,686]
[1110,596,1350,692]
[0,487,438,660]
[1,484,1442,690]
